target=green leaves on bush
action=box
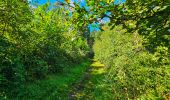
[93,25,170,99]
[0,1,89,99]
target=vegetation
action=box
[69,59,106,99]
[13,60,90,100]
[93,25,170,99]
[0,0,169,99]
[0,0,89,99]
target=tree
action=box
[64,0,169,53]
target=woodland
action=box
[0,0,170,99]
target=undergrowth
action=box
[11,59,90,100]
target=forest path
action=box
[68,59,105,100]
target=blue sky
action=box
[28,0,125,32]
[28,0,56,4]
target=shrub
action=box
[93,25,170,99]
[0,1,89,98]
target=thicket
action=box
[0,0,89,99]
[0,0,170,99]
[67,0,170,99]
[93,25,170,99]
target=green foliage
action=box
[69,0,170,54]
[93,25,170,99]
[0,1,89,99]
[13,60,90,100]
[0,0,169,99]
[68,0,170,98]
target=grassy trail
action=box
[13,60,91,100]
[69,59,105,100]
[12,59,106,100]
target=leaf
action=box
[65,0,70,3]
[106,0,114,3]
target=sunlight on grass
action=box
[90,61,105,68]
[91,69,105,75]
[75,60,106,99]
[90,60,105,75]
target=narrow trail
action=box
[68,59,105,100]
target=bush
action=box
[0,1,89,98]
[93,25,170,99]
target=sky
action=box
[28,0,56,4]
[28,0,126,32]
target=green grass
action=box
[72,60,106,99]
[90,60,105,75]
[90,62,105,68]
[13,60,91,100]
